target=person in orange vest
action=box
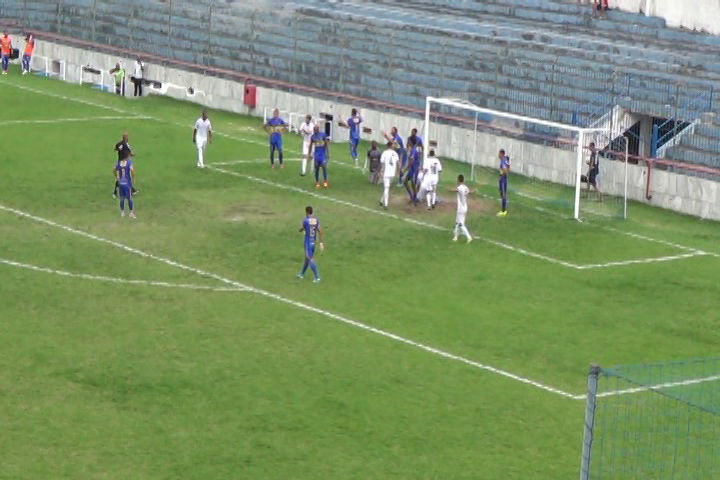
[1,31,13,75]
[22,34,34,75]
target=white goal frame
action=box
[424,97,624,220]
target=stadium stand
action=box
[2,0,718,171]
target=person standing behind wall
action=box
[132,57,144,97]
[109,62,125,96]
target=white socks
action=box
[453,224,472,240]
[197,147,204,168]
[301,157,308,175]
[382,186,390,207]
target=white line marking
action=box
[592,374,720,399]
[0,258,248,292]
[603,226,716,256]
[5,82,139,115]
[577,251,707,269]
[0,116,149,126]
[213,158,358,169]
[0,202,578,399]
[208,165,582,269]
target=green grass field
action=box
[1,67,719,479]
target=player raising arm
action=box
[114,157,136,218]
[341,109,363,167]
[449,174,473,243]
[297,205,324,283]
[193,109,212,169]
[298,114,315,177]
[379,142,400,210]
[498,149,510,217]
[265,108,287,169]
[382,127,406,186]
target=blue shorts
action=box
[305,243,316,258]
[397,149,408,167]
[499,177,508,196]
[405,167,418,182]
[350,137,359,147]
[118,184,132,198]
[270,137,283,149]
[314,157,327,166]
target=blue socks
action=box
[128,198,134,211]
[310,261,319,279]
[322,166,328,182]
[301,259,309,275]
[502,197,507,211]
[120,198,125,211]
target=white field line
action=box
[603,226,718,257]
[213,158,358,169]
[0,116,149,126]
[13,80,720,264]
[589,374,720,399]
[208,165,582,269]
[0,202,579,400]
[577,251,708,270]
[0,258,248,292]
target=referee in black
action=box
[113,132,138,198]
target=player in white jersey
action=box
[193,109,212,168]
[298,114,315,176]
[451,174,473,243]
[417,149,442,210]
[379,141,400,210]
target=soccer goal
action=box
[423,97,627,220]
[579,359,720,479]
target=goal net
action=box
[580,359,720,479]
[423,97,626,220]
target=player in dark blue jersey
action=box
[265,108,287,169]
[498,149,510,217]
[406,128,423,157]
[297,205,324,283]
[309,125,330,188]
[113,133,137,198]
[404,144,422,204]
[383,127,406,186]
[114,157,136,218]
[346,108,363,167]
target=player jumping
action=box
[193,109,212,169]
[265,108,286,169]
[309,125,330,188]
[115,156,136,218]
[299,114,315,176]
[297,205,324,283]
[498,149,510,217]
[451,174,473,243]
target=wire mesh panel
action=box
[581,359,720,480]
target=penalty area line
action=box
[208,165,583,270]
[576,251,708,269]
[0,116,150,126]
[0,202,579,400]
[0,258,248,292]
[580,374,720,400]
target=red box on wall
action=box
[244,84,257,108]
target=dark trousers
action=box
[132,77,143,97]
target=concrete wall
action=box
[35,40,720,221]
[613,0,720,35]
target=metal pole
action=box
[423,98,431,167]
[623,136,629,220]
[205,2,214,69]
[574,130,586,221]
[579,365,602,480]
[167,0,173,60]
[91,0,97,43]
[128,0,136,52]
[471,112,478,181]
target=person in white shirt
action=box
[417,149,442,210]
[451,174,473,243]
[379,142,400,210]
[193,109,212,168]
[132,57,144,97]
[298,114,315,177]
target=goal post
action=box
[579,359,720,480]
[423,96,626,220]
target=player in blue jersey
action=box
[297,205,324,283]
[498,149,510,217]
[114,157,136,218]
[346,108,363,167]
[406,128,423,157]
[309,125,330,188]
[382,127,406,186]
[265,108,287,169]
[404,144,422,204]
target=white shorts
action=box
[455,209,467,225]
[303,140,312,156]
[421,178,437,192]
[196,138,207,150]
[383,176,394,188]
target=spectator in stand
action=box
[593,0,609,18]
